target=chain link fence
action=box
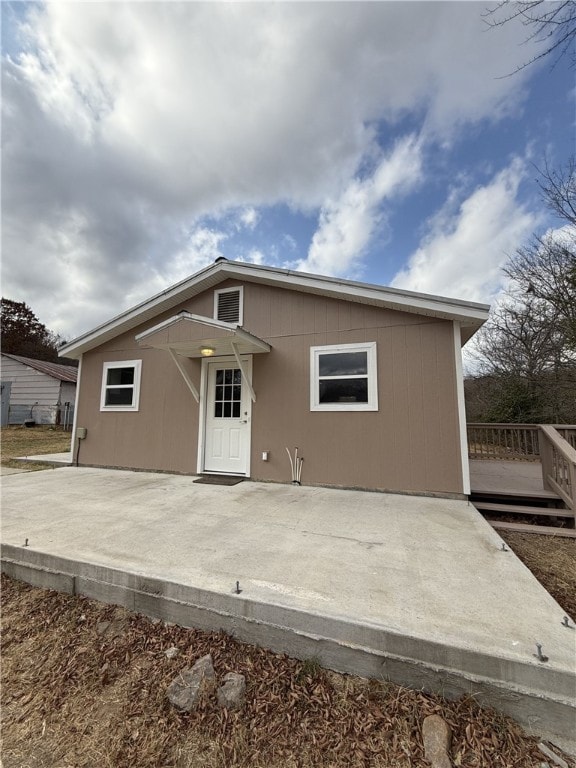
[6,403,75,429]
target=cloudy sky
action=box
[2,2,574,341]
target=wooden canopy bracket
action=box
[168,348,199,403]
[231,342,256,402]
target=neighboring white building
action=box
[1,353,77,426]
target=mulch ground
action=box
[2,574,573,768]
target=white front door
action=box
[203,358,252,474]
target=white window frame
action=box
[214,286,244,325]
[100,360,142,412]
[310,342,378,412]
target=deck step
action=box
[489,520,576,538]
[473,502,573,518]
[470,488,561,502]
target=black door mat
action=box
[193,475,245,486]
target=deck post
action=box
[539,426,554,494]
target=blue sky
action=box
[2,2,574,340]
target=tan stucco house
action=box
[59,259,489,497]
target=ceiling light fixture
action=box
[200,346,216,357]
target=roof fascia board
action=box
[234,327,271,352]
[220,263,490,323]
[60,260,489,358]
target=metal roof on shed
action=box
[2,354,78,383]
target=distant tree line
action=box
[465,160,576,424]
[0,298,77,367]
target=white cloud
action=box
[237,207,260,231]
[391,158,541,303]
[296,135,423,276]
[2,2,546,336]
[241,248,265,266]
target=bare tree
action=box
[505,235,576,349]
[484,0,576,72]
[466,158,576,423]
[536,157,576,226]
[468,284,576,422]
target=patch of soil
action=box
[3,574,573,768]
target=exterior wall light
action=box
[200,346,216,357]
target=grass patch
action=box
[1,426,71,468]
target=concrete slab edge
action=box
[2,550,575,748]
[13,457,71,467]
[1,543,572,700]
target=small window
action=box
[214,286,243,324]
[310,343,378,411]
[100,360,142,412]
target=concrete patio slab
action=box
[0,466,31,475]
[1,467,575,746]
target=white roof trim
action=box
[59,259,490,358]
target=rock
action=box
[165,646,180,659]
[538,743,569,768]
[96,621,111,635]
[96,618,128,639]
[166,654,215,712]
[217,672,246,710]
[422,714,452,768]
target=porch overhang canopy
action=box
[134,312,271,358]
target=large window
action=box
[310,343,378,411]
[100,360,142,412]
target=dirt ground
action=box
[1,425,71,470]
[3,575,574,768]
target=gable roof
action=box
[59,259,490,359]
[2,353,78,383]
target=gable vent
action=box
[216,289,242,324]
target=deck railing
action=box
[467,424,576,461]
[556,427,576,451]
[539,426,576,511]
[467,423,576,514]
[467,424,541,461]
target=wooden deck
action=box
[468,425,576,536]
[469,459,559,500]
